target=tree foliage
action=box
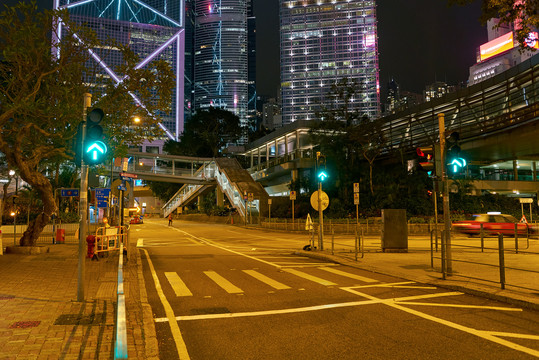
[449,0,539,47]
[0,2,174,245]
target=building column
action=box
[216,187,224,207]
[533,161,537,181]
[250,151,254,168]
[285,135,289,157]
[295,130,300,158]
[266,143,269,164]
[274,139,278,159]
[258,147,261,169]
[291,169,298,182]
[197,195,202,211]
[513,160,519,181]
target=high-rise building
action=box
[279,0,380,126]
[385,78,400,115]
[193,0,249,127]
[54,0,186,141]
[247,1,257,130]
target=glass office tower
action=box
[54,0,185,140]
[280,0,380,125]
[194,0,248,126]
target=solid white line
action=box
[141,249,190,359]
[165,272,193,297]
[242,270,291,290]
[153,291,463,322]
[318,266,378,283]
[204,271,243,294]
[394,301,523,312]
[283,268,337,286]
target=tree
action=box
[449,0,539,47]
[0,2,174,246]
[166,107,243,157]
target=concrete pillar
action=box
[513,160,519,181]
[285,135,289,156]
[216,187,224,207]
[128,179,135,208]
[274,139,278,158]
[266,143,269,164]
[197,195,202,211]
[258,147,261,168]
[291,169,298,182]
[172,159,175,175]
[533,162,537,181]
[295,130,300,158]
[250,151,254,168]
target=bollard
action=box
[354,226,358,261]
[498,234,505,289]
[331,227,334,255]
[480,223,484,252]
[441,230,447,280]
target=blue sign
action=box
[95,188,111,208]
[61,189,79,197]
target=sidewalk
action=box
[297,234,539,311]
[0,237,155,360]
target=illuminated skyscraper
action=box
[54,0,185,140]
[194,0,249,126]
[280,0,380,125]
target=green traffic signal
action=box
[83,108,107,165]
[317,170,328,181]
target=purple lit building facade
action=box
[53,0,186,140]
[280,0,380,126]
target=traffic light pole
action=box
[438,113,452,275]
[78,93,92,302]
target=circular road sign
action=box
[310,190,329,211]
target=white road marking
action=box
[396,302,523,312]
[165,272,193,297]
[204,271,243,294]
[242,270,291,290]
[318,267,378,283]
[283,268,337,286]
[486,331,539,340]
[141,249,190,359]
[153,291,462,322]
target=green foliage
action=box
[146,181,182,201]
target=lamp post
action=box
[9,170,18,246]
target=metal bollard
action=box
[498,234,505,289]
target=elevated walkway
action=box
[162,158,269,220]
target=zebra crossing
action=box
[162,266,379,297]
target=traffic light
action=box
[416,146,435,177]
[446,131,466,173]
[316,152,328,182]
[83,108,107,165]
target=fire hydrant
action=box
[86,235,97,260]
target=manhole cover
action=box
[0,295,15,300]
[54,314,104,326]
[190,307,230,315]
[9,321,40,329]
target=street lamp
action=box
[133,116,141,124]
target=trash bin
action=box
[55,228,65,244]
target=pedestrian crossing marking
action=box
[242,270,291,290]
[283,268,337,286]
[204,271,244,294]
[318,267,378,283]
[165,272,193,297]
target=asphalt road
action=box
[135,219,539,360]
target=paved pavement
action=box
[0,220,537,359]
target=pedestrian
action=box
[168,214,173,226]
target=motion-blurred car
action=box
[452,212,534,236]
[129,215,143,224]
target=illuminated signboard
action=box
[524,32,539,50]
[480,32,514,61]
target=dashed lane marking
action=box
[242,270,291,290]
[165,272,193,297]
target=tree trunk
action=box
[369,163,374,195]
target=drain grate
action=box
[0,295,15,300]
[54,313,104,326]
[9,321,40,329]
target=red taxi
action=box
[452,212,532,236]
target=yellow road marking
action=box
[242,270,291,290]
[165,272,193,297]
[318,266,378,283]
[141,249,190,359]
[136,238,143,247]
[204,271,243,294]
[283,268,336,286]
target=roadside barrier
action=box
[94,226,128,256]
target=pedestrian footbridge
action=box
[115,152,268,220]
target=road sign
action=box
[61,189,79,197]
[290,191,296,200]
[95,188,111,208]
[354,192,359,205]
[268,198,272,205]
[519,198,533,204]
[305,214,313,231]
[310,190,329,211]
[353,183,359,193]
[111,179,131,196]
[120,173,138,179]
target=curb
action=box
[295,250,539,312]
[134,246,160,360]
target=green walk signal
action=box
[318,170,328,182]
[83,108,107,165]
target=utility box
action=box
[381,209,408,253]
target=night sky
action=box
[16,0,488,101]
